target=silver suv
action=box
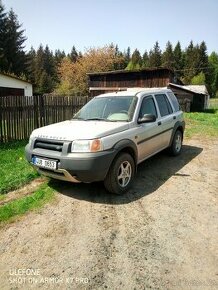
[25,88,185,194]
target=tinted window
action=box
[139,97,157,119]
[167,92,180,111]
[155,94,173,117]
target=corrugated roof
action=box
[169,83,209,95]
[183,85,208,95]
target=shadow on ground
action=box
[49,145,203,205]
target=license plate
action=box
[32,157,57,170]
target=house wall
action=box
[169,87,194,102]
[0,74,32,96]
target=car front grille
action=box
[34,139,64,152]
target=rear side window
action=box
[167,92,180,111]
[155,94,173,117]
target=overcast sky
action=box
[3,0,218,54]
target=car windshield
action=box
[73,96,137,122]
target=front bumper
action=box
[25,143,116,183]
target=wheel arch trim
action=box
[169,121,185,146]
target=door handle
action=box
[173,116,176,120]
[158,121,162,126]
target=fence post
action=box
[33,95,39,128]
[38,95,44,127]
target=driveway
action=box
[0,137,217,290]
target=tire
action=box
[104,153,135,194]
[168,130,183,156]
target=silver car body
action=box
[25,88,185,183]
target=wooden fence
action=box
[0,95,90,143]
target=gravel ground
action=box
[0,137,217,290]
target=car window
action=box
[73,96,137,122]
[139,96,157,119]
[167,92,180,111]
[155,94,173,117]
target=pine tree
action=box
[173,41,184,77]
[4,9,27,76]
[34,45,45,93]
[54,49,66,65]
[148,41,162,67]
[125,47,131,66]
[209,52,218,97]
[113,45,126,70]
[198,41,209,84]
[183,41,197,83]
[126,49,142,70]
[69,46,78,62]
[212,71,218,97]
[183,41,209,83]
[32,45,57,94]
[198,41,208,70]
[0,1,7,71]
[142,50,149,68]
[162,41,174,69]
[44,45,56,78]
[26,46,36,84]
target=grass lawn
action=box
[0,141,55,224]
[0,140,38,194]
[0,182,55,224]
[184,109,218,138]
[209,98,218,109]
[0,108,217,223]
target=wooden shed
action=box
[168,83,210,112]
[88,68,180,98]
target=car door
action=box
[154,93,174,149]
[137,95,164,162]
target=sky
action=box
[3,0,218,55]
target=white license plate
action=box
[32,157,57,170]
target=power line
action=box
[174,66,214,73]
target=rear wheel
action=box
[104,153,135,194]
[168,130,183,156]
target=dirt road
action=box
[0,138,217,290]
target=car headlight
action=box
[71,139,103,152]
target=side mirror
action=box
[138,114,156,124]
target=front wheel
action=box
[168,130,183,156]
[104,153,135,194]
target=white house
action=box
[0,73,32,97]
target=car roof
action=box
[95,87,172,98]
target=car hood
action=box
[31,120,129,141]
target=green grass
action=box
[209,98,218,109]
[184,109,218,138]
[0,140,38,194]
[0,183,55,223]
